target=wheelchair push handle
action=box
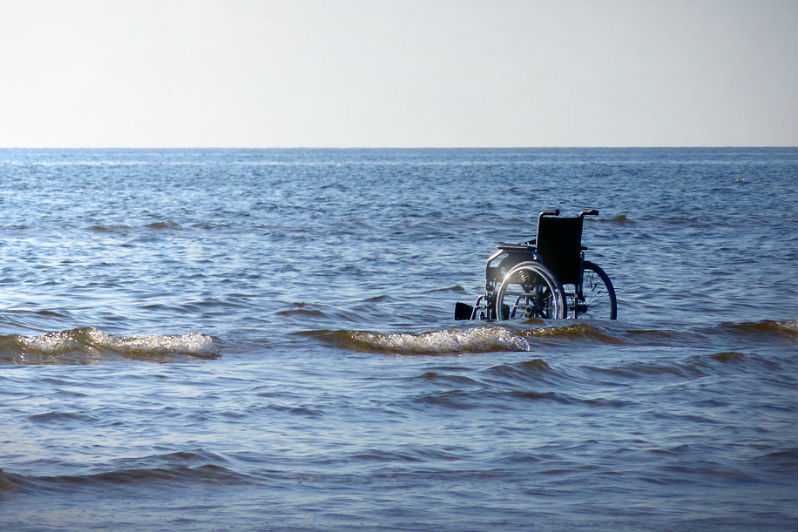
[538,209,599,221]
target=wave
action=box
[424,285,467,294]
[146,220,181,230]
[276,302,361,323]
[276,306,329,319]
[0,468,15,492]
[411,384,631,410]
[709,351,746,362]
[517,322,626,344]
[85,220,181,233]
[484,358,552,378]
[586,347,791,381]
[0,327,219,364]
[599,214,633,225]
[623,319,797,346]
[301,327,531,354]
[86,223,133,233]
[300,323,625,355]
[2,450,250,491]
[299,319,797,355]
[1,224,31,230]
[716,320,797,338]
[48,463,241,484]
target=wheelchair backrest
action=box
[536,215,583,285]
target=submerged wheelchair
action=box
[455,209,617,321]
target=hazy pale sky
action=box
[1,0,795,147]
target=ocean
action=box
[1,147,796,531]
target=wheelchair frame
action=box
[455,209,617,321]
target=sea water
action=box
[1,148,796,531]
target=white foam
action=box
[351,327,530,354]
[14,328,218,358]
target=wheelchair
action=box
[455,209,617,321]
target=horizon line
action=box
[1,145,796,150]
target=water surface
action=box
[1,148,796,531]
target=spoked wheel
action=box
[495,262,566,320]
[575,261,617,320]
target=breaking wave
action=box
[302,327,530,354]
[0,327,219,364]
[300,319,797,355]
[300,323,627,355]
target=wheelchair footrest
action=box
[454,302,473,320]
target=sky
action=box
[0,0,795,148]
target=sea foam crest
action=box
[344,327,530,354]
[2,327,218,363]
[306,322,633,355]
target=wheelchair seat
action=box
[536,215,584,285]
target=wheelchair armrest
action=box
[497,242,534,251]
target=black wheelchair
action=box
[455,209,617,321]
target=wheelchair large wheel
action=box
[495,262,566,320]
[576,261,617,320]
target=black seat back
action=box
[536,216,583,285]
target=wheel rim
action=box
[578,262,617,320]
[495,263,565,320]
